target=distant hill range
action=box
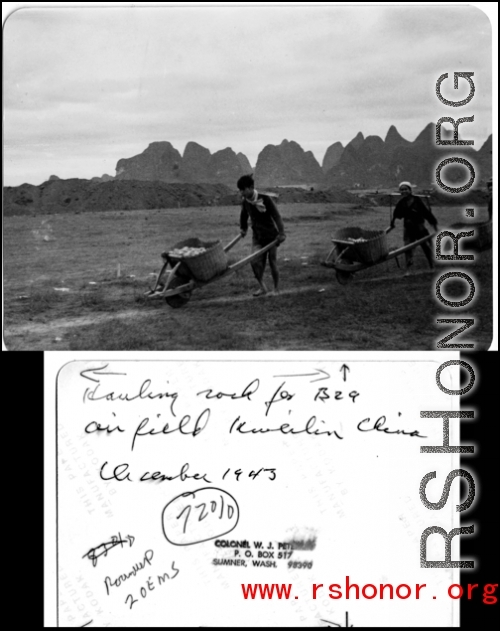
[114,141,251,187]
[110,123,492,189]
[4,122,492,214]
[324,124,492,190]
[254,139,324,187]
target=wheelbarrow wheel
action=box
[336,269,354,285]
[165,275,192,308]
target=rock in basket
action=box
[169,237,228,281]
[333,227,389,264]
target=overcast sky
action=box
[3,3,495,186]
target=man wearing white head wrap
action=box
[390,182,438,273]
[398,181,412,191]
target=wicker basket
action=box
[168,237,228,281]
[332,227,388,264]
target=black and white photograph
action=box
[3,3,494,351]
[30,5,497,628]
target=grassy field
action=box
[3,202,493,350]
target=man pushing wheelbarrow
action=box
[237,174,286,296]
[145,176,286,308]
[323,181,438,285]
[391,181,438,275]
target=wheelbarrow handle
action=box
[226,238,279,273]
[223,234,243,252]
[147,259,170,294]
[163,261,182,291]
[331,238,357,246]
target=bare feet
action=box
[253,288,267,297]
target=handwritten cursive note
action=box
[83,532,135,567]
[51,358,461,627]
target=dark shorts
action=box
[404,222,429,242]
[251,235,278,269]
[252,232,278,248]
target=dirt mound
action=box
[3,179,234,216]
[4,178,360,216]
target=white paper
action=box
[45,353,464,627]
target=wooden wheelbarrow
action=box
[322,227,436,284]
[145,234,279,307]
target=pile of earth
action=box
[3,179,359,216]
[3,179,232,216]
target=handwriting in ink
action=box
[321,611,354,626]
[315,387,330,402]
[264,382,295,416]
[222,467,277,481]
[125,562,180,609]
[83,532,135,567]
[130,409,210,451]
[85,420,125,435]
[100,462,132,482]
[339,364,350,382]
[314,388,360,403]
[140,462,212,483]
[162,488,239,546]
[177,495,234,535]
[273,368,330,382]
[81,366,178,416]
[100,461,212,483]
[104,550,154,595]
[229,416,343,438]
[197,378,260,401]
[357,416,427,438]
[80,365,127,382]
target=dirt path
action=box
[5,270,432,343]
[4,283,327,338]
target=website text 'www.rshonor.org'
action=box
[241,579,498,604]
